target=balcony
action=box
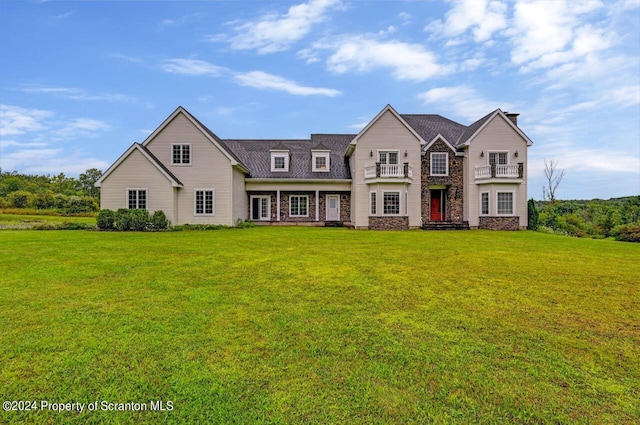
[475,163,523,182]
[365,163,413,183]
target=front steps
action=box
[422,221,470,230]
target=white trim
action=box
[424,134,456,152]
[126,188,148,210]
[270,151,290,172]
[370,191,377,216]
[289,195,309,217]
[95,143,182,188]
[461,109,533,147]
[171,143,192,166]
[347,104,426,156]
[141,106,249,173]
[496,190,515,216]
[312,151,331,172]
[194,188,215,216]
[382,191,401,216]
[377,149,400,164]
[480,191,490,216]
[487,150,510,165]
[250,195,270,221]
[430,152,449,176]
[326,194,340,221]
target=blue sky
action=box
[1,0,638,200]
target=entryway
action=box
[430,189,446,221]
[326,195,340,221]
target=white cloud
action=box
[161,59,229,77]
[161,13,203,27]
[1,147,109,175]
[509,0,610,72]
[218,0,343,54]
[233,71,341,97]
[426,0,508,42]
[18,85,135,102]
[53,118,109,140]
[418,86,512,121]
[0,105,52,137]
[321,35,448,81]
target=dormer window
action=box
[312,150,330,172]
[270,150,289,172]
[172,144,191,165]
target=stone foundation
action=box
[479,216,521,230]
[369,216,409,230]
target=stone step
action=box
[324,221,344,227]
[422,221,470,230]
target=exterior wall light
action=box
[480,150,484,157]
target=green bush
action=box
[33,191,55,209]
[96,209,116,230]
[528,198,539,230]
[8,190,34,208]
[612,224,640,243]
[128,209,150,231]
[67,196,99,213]
[149,210,170,231]
[114,209,132,231]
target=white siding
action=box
[232,168,247,223]
[99,149,175,220]
[144,113,235,225]
[466,115,529,228]
[352,110,422,228]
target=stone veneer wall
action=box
[317,192,351,222]
[479,216,521,230]
[247,191,278,221]
[421,140,464,223]
[369,216,409,230]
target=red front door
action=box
[431,197,441,221]
[430,190,445,221]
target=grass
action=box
[1,227,639,424]
[0,213,96,229]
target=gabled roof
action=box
[459,109,533,147]
[142,106,250,173]
[222,134,354,179]
[95,143,183,188]
[347,105,426,156]
[401,114,467,148]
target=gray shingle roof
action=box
[401,114,468,147]
[222,134,355,179]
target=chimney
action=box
[505,112,519,126]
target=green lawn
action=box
[1,228,638,424]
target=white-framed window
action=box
[271,151,289,172]
[194,189,215,215]
[289,195,308,217]
[383,191,400,215]
[172,144,191,165]
[497,191,514,215]
[370,191,377,215]
[378,150,399,165]
[489,151,508,165]
[312,151,330,172]
[430,152,449,176]
[250,196,270,221]
[480,192,490,216]
[127,189,147,210]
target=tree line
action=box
[0,168,102,213]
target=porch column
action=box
[277,190,281,221]
[315,190,319,221]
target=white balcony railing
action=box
[475,164,520,179]
[364,164,413,179]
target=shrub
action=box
[67,196,99,213]
[114,209,132,231]
[128,209,150,231]
[528,198,539,230]
[8,190,34,208]
[612,224,640,243]
[149,210,170,231]
[33,191,55,209]
[236,219,256,228]
[96,209,116,230]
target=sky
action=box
[1,0,639,200]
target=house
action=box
[95,104,532,230]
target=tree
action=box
[542,158,565,202]
[78,168,103,198]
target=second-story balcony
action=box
[365,163,413,183]
[475,163,523,181]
